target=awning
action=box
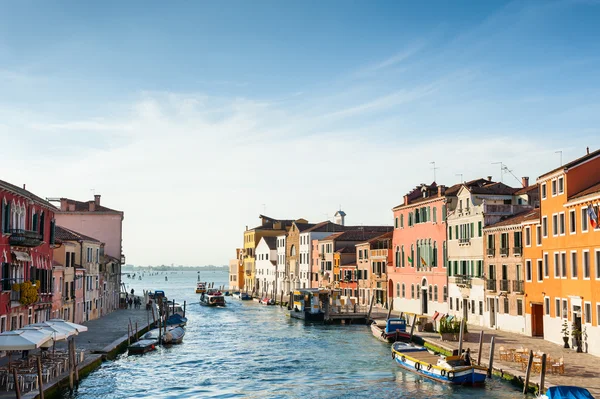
[12,251,31,262]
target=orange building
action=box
[525,148,600,355]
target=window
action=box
[396,283,400,297]
[596,250,600,279]
[479,301,483,316]
[525,260,532,281]
[411,284,414,299]
[554,253,560,278]
[433,241,438,267]
[449,226,452,240]
[537,259,543,282]
[450,297,453,310]
[555,298,561,317]
[400,215,404,228]
[571,251,578,278]
[585,303,592,324]
[541,183,547,199]
[544,253,549,278]
[443,286,447,302]
[504,297,509,314]
[551,179,557,196]
[433,207,437,223]
[525,227,531,246]
[536,225,542,246]
[569,210,576,234]
[517,299,523,316]
[434,285,438,301]
[559,213,565,235]
[558,176,564,194]
[401,283,405,298]
[562,299,568,318]
[442,205,447,221]
[544,297,550,316]
[561,252,567,278]
[582,208,589,232]
[471,299,475,314]
[542,217,548,238]
[552,214,558,236]
[583,250,590,279]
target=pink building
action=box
[389,183,449,317]
[51,261,64,319]
[311,239,321,288]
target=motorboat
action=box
[200,288,226,306]
[260,297,275,306]
[540,387,594,399]
[128,339,157,355]
[370,318,411,343]
[196,282,207,294]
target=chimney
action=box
[89,201,95,212]
[403,194,409,206]
[23,184,26,190]
[487,176,492,182]
[94,194,101,205]
[587,147,590,155]
[438,185,446,196]
[521,177,529,188]
[68,203,75,212]
[60,198,68,211]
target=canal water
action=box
[69,270,523,399]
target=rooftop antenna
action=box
[492,162,504,182]
[455,173,463,183]
[90,188,95,196]
[555,150,563,166]
[430,162,439,183]
[501,164,522,187]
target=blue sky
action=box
[1,0,600,265]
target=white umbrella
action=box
[30,322,75,339]
[0,330,51,351]
[22,325,67,341]
[48,319,88,333]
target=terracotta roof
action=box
[515,183,539,196]
[326,230,388,242]
[0,179,57,209]
[569,182,600,201]
[59,198,121,214]
[361,231,393,244]
[484,208,538,229]
[261,236,277,250]
[320,232,345,241]
[340,259,356,266]
[540,148,600,179]
[335,246,354,254]
[303,221,347,233]
[467,181,518,195]
[445,178,490,196]
[55,225,102,243]
[294,223,317,232]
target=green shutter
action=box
[449,227,452,240]
[433,207,437,223]
[442,205,447,221]
[478,221,483,237]
[395,218,398,228]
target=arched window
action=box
[410,244,414,267]
[416,285,420,299]
[402,283,405,298]
[32,212,38,231]
[411,284,415,299]
[408,213,413,226]
[290,245,296,256]
[433,241,438,267]
[443,286,448,302]
[396,283,400,297]
[395,247,400,267]
[401,245,405,267]
[434,285,438,302]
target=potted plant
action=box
[572,327,583,353]
[583,327,588,353]
[416,319,424,332]
[561,320,570,348]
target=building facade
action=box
[255,237,277,297]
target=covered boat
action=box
[167,326,185,344]
[166,313,188,327]
[290,289,327,322]
[128,339,157,355]
[391,342,487,385]
[541,387,594,399]
[371,318,411,343]
[260,297,275,305]
[233,292,252,300]
[200,288,226,306]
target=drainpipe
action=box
[80,240,85,322]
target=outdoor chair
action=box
[551,357,565,375]
[22,373,38,392]
[498,346,511,361]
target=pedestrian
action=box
[128,297,133,309]
[131,288,135,295]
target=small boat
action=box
[167,326,185,344]
[234,292,252,300]
[166,313,188,327]
[128,339,158,355]
[200,288,226,306]
[391,341,487,385]
[196,282,207,294]
[540,386,594,399]
[371,318,411,343]
[290,289,326,322]
[260,297,275,306]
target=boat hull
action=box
[128,339,158,355]
[290,309,325,322]
[370,323,411,343]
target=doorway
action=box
[489,298,496,328]
[422,288,428,314]
[531,303,544,337]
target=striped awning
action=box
[12,251,31,262]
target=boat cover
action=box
[545,386,594,399]
[166,314,187,326]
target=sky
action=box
[1,0,600,266]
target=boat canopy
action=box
[386,318,407,333]
[545,387,594,399]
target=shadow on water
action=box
[66,271,524,399]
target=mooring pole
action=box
[477,330,484,366]
[523,350,534,394]
[458,319,465,355]
[539,353,547,395]
[37,355,44,399]
[487,336,495,377]
[409,314,418,340]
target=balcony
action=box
[8,229,42,247]
[453,275,472,288]
[486,248,495,257]
[512,280,524,294]
[370,249,388,258]
[486,279,497,291]
[513,247,522,256]
[484,204,532,215]
[459,238,470,245]
[500,247,509,257]
[499,279,510,292]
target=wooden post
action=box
[539,353,547,395]
[37,355,44,399]
[127,323,131,346]
[366,294,375,322]
[151,303,156,327]
[477,330,484,366]
[146,306,150,330]
[409,314,417,340]
[12,367,21,399]
[487,336,495,377]
[458,319,465,355]
[523,350,534,394]
[183,301,186,318]
[280,290,283,307]
[135,321,138,341]
[68,340,74,392]
[386,299,393,320]
[71,339,79,386]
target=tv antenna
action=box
[456,173,463,183]
[430,162,439,183]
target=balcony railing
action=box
[500,247,509,257]
[453,275,472,288]
[486,279,497,291]
[370,249,388,258]
[8,229,42,247]
[513,247,522,256]
[499,279,510,292]
[459,238,470,244]
[486,248,495,257]
[513,280,524,294]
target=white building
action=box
[299,221,347,289]
[255,237,277,297]
[276,234,287,295]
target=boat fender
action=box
[447,371,454,379]
[401,356,406,363]
[427,364,433,371]
[415,362,421,371]
[441,369,446,377]
[392,352,395,359]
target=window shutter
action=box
[470,223,474,238]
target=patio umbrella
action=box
[0,330,51,351]
[30,322,76,339]
[48,319,88,333]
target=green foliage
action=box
[561,320,569,337]
[439,317,468,334]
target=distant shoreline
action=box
[122,265,228,272]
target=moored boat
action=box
[260,297,275,305]
[370,318,411,343]
[391,342,487,385]
[196,281,207,294]
[290,289,326,322]
[200,288,226,306]
[540,386,594,399]
[167,326,185,344]
[128,339,158,355]
[166,313,188,327]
